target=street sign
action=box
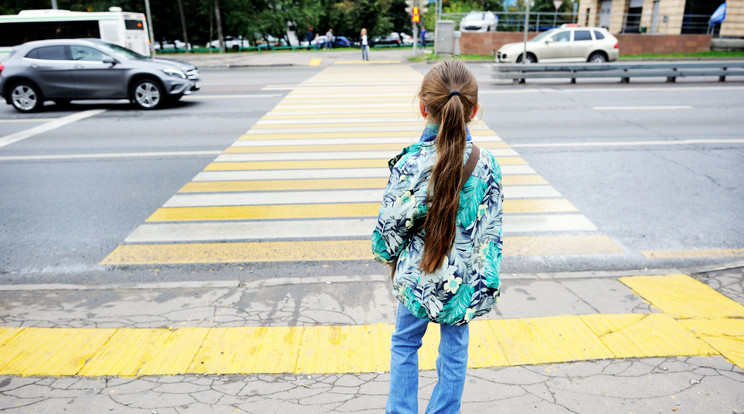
[554,0,563,10]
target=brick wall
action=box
[460,32,712,56]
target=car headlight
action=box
[163,68,187,79]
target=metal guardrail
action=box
[493,61,744,84]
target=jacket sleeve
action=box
[371,154,428,264]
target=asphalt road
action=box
[0,63,742,284]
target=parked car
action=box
[496,26,619,63]
[312,35,351,48]
[401,33,413,45]
[207,36,250,50]
[460,11,498,32]
[0,38,201,112]
[153,39,191,51]
[370,32,401,46]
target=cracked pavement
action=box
[1,265,743,413]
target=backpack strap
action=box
[459,144,480,189]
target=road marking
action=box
[0,150,221,162]
[203,157,526,171]
[192,165,537,181]
[215,149,518,160]
[232,135,503,146]
[5,274,741,376]
[620,274,744,319]
[0,109,105,148]
[182,94,283,99]
[594,105,693,111]
[163,186,560,208]
[177,175,546,193]
[128,212,592,242]
[0,118,59,123]
[101,235,624,265]
[479,86,744,94]
[309,58,321,66]
[510,138,744,149]
[642,248,744,259]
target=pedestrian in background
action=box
[306,27,313,50]
[325,28,333,49]
[420,25,427,48]
[372,59,503,413]
[360,28,369,61]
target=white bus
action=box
[0,7,151,61]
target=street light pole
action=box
[522,0,530,64]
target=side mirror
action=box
[102,56,117,66]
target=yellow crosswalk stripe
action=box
[239,129,498,140]
[101,235,624,265]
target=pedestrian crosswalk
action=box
[101,64,623,266]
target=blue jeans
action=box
[386,302,469,414]
[362,45,369,60]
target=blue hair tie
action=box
[448,91,461,99]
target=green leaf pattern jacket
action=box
[372,138,503,326]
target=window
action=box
[574,30,592,41]
[71,45,107,62]
[124,19,144,30]
[26,45,68,60]
[593,30,605,40]
[552,31,570,42]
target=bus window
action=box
[125,20,144,30]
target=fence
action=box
[440,11,738,36]
[492,61,744,84]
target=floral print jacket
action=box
[372,128,503,326]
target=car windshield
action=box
[96,42,146,60]
[531,29,558,42]
[464,12,486,21]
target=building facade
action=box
[577,0,743,37]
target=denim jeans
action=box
[386,302,469,414]
[362,45,369,60]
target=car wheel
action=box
[10,82,42,113]
[131,78,164,110]
[588,52,608,63]
[518,53,537,64]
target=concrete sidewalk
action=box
[0,264,742,413]
[164,48,430,68]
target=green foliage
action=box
[1,0,514,47]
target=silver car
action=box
[496,26,619,64]
[0,38,201,112]
[460,11,498,33]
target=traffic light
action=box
[412,6,420,23]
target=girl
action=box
[372,59,503,413]
[361,28,369,61]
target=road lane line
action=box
[594,105,693,110]
[0,150,221,162]
[0,109,105,148]
[215,149,519,161]
[182,94,283,99]
[641,248,744,259]
[510,138,744,149]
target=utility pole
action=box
[522,0,530,64]
[144,0,156,56]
